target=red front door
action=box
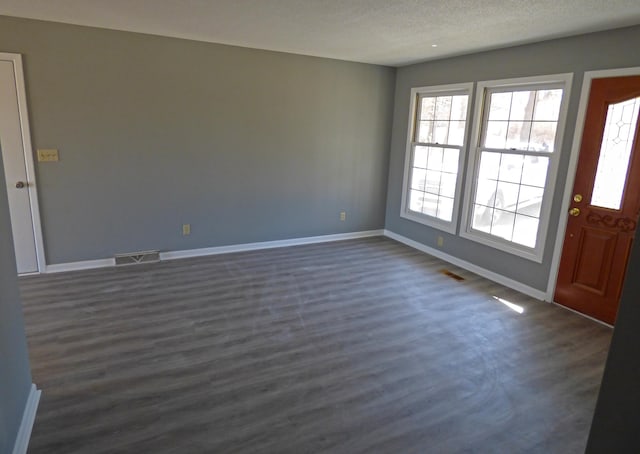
[555,76,640,324]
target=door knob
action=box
[569,207,580,217]
[15,181,25,189]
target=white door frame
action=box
[546,66,640,302]
[0,52,46,273]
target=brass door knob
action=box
[569,207,580,217]
[15,181,25,189]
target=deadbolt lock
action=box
[569,207,581,217]
[573,194,583,203]
[15,181,25,189]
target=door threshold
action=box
[552,302,614,328]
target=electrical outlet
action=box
[37,149,59,162]
[182,224,191,236]
[437,236,444,247]
[340,211,346,221]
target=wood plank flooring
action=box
[19,237,612,453]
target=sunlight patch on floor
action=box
[493,296,525,314]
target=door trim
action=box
[0,52,46,273]
[546,67,640,302]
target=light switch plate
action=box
[37,149,59,162]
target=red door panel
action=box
[555,76,640,324]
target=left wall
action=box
[0,149,33,452]
[0,15,396,265]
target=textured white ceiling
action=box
[1,0,640,66]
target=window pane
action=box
[451,96,469,120]
[434,96,453,120]
[488,92,512,121]
[418,120,435,143]
[485,121,508,149]
[448,120,466,146]
[533,89,562,121]
[425,170,442,194]
[472,204,492,233]
[496,181,520,212]
[517,185,544,217]
[521,155,549,187]
[420,96,436,120]
[433,121,450,144]
[484,87,563,152]
[509,91,536,121]
[478,151,500,180]
[442,148,460,173]
[426,147,444,171]
[498,153,524,184]
[591,96,640,210]
[475,178,498,206]
[411,168,426,191]
[407,143,461,223]
[440,173,457,198]
[437,196,454,221]
[529,122,557,152]
[472,151,546,246]
[490,209,516,242]
[409,189,424,213]
[512,215,539,248]
[413,146,428,168]
[506,121,532,150]
[421,193,438,217]
[416,94,469,147]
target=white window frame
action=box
[460,73,573,262]
[400,82,474,234]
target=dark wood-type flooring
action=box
[19,237,612,453]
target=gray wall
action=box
[0,149,33,452]
[0,16,395,264]
[586,230,640,452]
[385,25,640,292]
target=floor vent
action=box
[115,250,160,266]
[440,269,465,281]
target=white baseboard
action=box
[46,258,115,273]
[383,229,547,301]
[12,384,41,454]
[43,230,384,273]
[160,230,383,260]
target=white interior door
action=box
[0,56,41,274]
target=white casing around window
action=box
[400,82,474,234]
[459,73,573,262]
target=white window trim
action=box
[459,73,573,262]
[400,82,474,234]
